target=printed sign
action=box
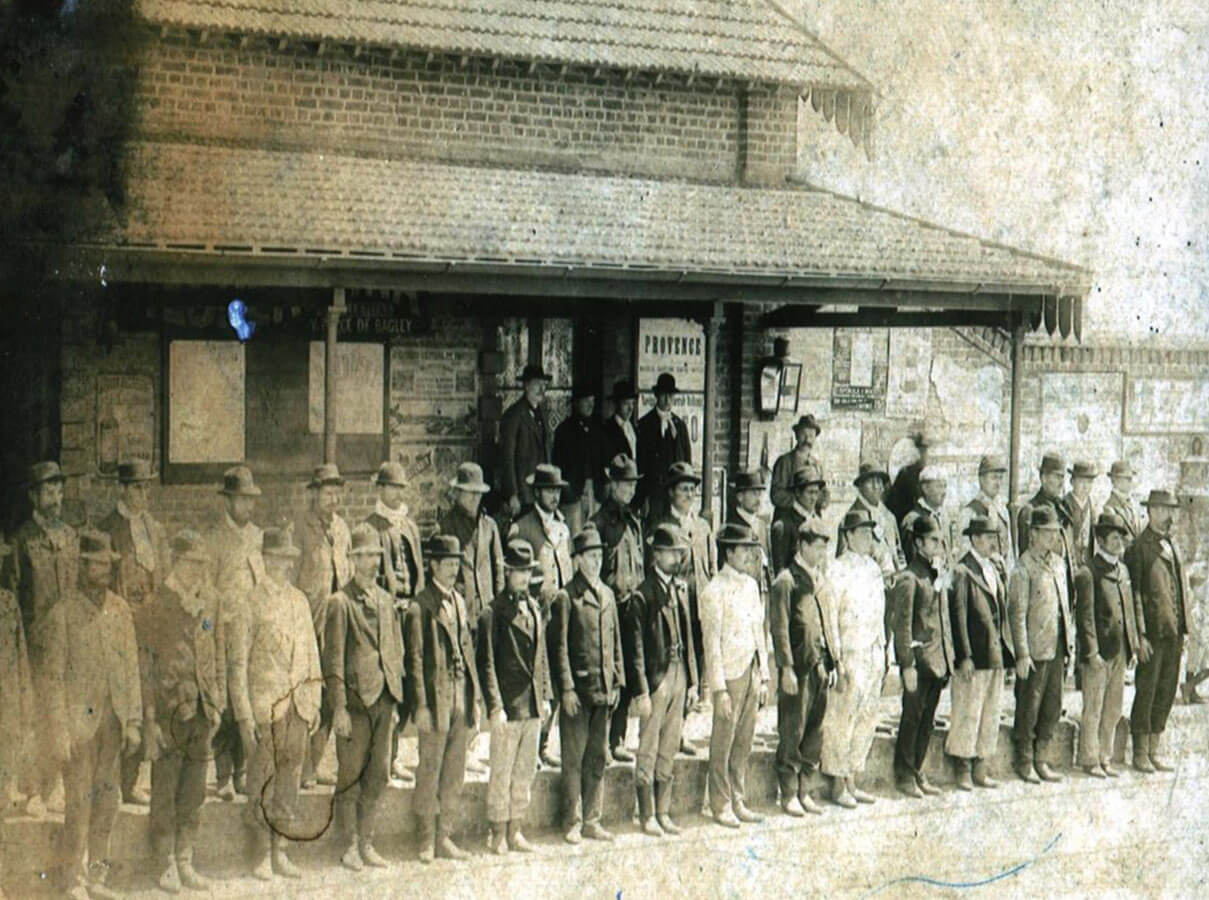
[168,341,245,464]
[832,329,888,411]
[637,318,706,393]
[308,342,385,434]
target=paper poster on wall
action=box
[831,329,888,411]
[1125,375,1209,433]
[638,392,705,468]
[168,341,245,464]
[746,420,796,474]
[497,319,528,385]
[929,356,1005,454]
[886,330,933,418]
[96,374,155,475]
[637,318,705,393]
[785,328,834,403]
[389,346,478,444]
[815,421,863,495]
[1040,372,1124,468]
[308,342,384,435]
[541,319,575,389]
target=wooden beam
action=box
[324,288,347,463]
[761,308,1023,329]
[1008,322,1026,543]
[701,301,723,523]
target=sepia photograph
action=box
[0,0,1206,896]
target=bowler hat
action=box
[1069,460,1098,480]
[28,460,66,486]
[502,538,539,570]
[909,515,942,539]
[978,455,1007,476]
[1108,461,1135,479]
[1093,512,1129,538]
[1028,506,1061,531]
[1039,453,1065,476]
[117,460,157,484]
[349,523,385,556]
[730,470,766,493]
[79,530,121,563]
[170,529,210,563]
[308,463,345,489]
[651,373,679,396]
[424,533,463,559]
[571,383,596,401]
[604,454,641,482]
[571,525,605,556]
[526,464,569,490]
[792,465,825,490]
[663,461,701,487]
[373,461,409,488]
[218,465,261,497]
[716,522,761,547]
[793,415,822,436]
[647,523,688,552]
[962,515,1000,538]
[852,462,889,487]
[449,461,491,493]
[918,465,946,484]
[610,379,638,401]
[519,364,552,384]
[839,509,876,533]
[911,431,931,450]
[797,516,830,542]
[1143,489,1180,509]
[262,526,301,558]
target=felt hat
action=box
[730,470,767,492]
[424,533,462,559]
[909,514,942,539]
[604,454,641,482]
[117,460,157,484]
[962,515,1001,538]
[350,523,385,556]
[170,529,210,563]
[839,509,876,533]
[262,526,302,558]
[1093,512,1130,538]
[519,364,552,384]
[502,538,539,570]
[792,465,825,490]
[1028,506,1061,531]
[218,465,261,497]
[852,462,889,487]
[652,373,679,396]
[797,516,830,542]
[28,460,66,486]
[571,383,596,401]
[526,464,569,490]
[79,529,121,563]
[373,461,409,488]
[1108,460,1135,479]
[1039,453,1065,476]
[647,523,689,552]
[663,461,701,487]
[716,522,761,547]
[610,379,638,401]
[308,463,345,489]
[1143,489,1180,509]
[1069,460,1098,480]
[918,465,946,484]
[978,455,1007,476]
[571,524,605,556]
[449,462,491,493]
[793,414,822,436]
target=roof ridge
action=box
[760,0,876,92]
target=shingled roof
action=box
[98,141,1090,296]
[136,0,874,92]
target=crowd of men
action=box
[0,365,1197,897]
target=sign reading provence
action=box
[638,318,706,468]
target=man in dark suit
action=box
[1064,461,1098,572]
[498,364,552,519]
[599,380,639,481]
[635,373,692,519]
[406,534,482,864]
[770,517,836,816]
[1075,513,1143,778]
[98,459,169,806]
[946,516,1010,790]
[324,524,405,871]
[769,415,827,513]
[1126,490,1188,773]
[1016,452,1076,586]
[622,524,697,837]
[770,465,824,575]
[886,432,929,523]
[1101,460,1143,544]
[553,385,602,535]
[891,515,954,798]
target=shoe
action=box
[316,773,337,786]
[972,759,999,789]
[1150,732,1175,772]
[678,738,697,757]
[234,772,247,794]
[1101,760,1120,778]
[1035,761,1064,783]
[734,802,764,823]
[85,863,121,900]
[1133,733,1155,773]
[916,774,941,796]
[507,822,536,852]
[158,859,182,893]
[1082,764,1107,779]
[582,823,615,842]
[300,776,317,790]
[417,816,436,864]
[642,815,664,837]
[612,746,635,763]
[896,779,924,798]
[251,854,273,882]
[564,824,583,844]
[465,756,488,775]
[24,794,46,819]
[489,823,509,855]
[360,842,388,867]
[656,813,682,833]
[341,844,365,872]
[830,782,857,809]
[540,749,561,769]
[436,834,470,860]
[781,796,806,817]
[713,808,742,828]
[217,781,236,802]
[391,762,415,786]
[849,780,875,804]
[177,860,210,891]
[797,791,824,815]
[125,786,151,806]
[654,780,682,833]
[637,784,662,835]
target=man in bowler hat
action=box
[553,384,603,535]
[499,364,552,518]
[837,462,905,580]
[770,415,827,514]
[1064,461,1099,570]
[771,465,825,574]
[957,455,1015,575]
[599,379,640,480]
[635,373,692,519]
[1102,461,1143,544]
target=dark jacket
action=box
[622,571,698,699]
[635,408,691,516]
[885,461,923,523]
[592,498,645,598]
[98,507,170,609]
[599,416,637,477]
[770,503,810,575]
[324,577,405,712]
[950,552,1010,670]
[477,589,551,721]
[891,557,955,679]
[139,574,226,726]
[363,509,424,604]
[1075,553,1142,663]
[551,571,624,707]
[1124,526,1188,642]
[404,581,480,727]
[3,515,77,636]
[498,397,549,506]
[552,413,602,504]
[439,504,504,623]
[769,560,837,674]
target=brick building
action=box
[10,0,1135,540]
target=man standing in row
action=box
[886,432,929,523]
[1065,461,1098,571]
[440,463,504,627]
[1102,461,1143,544]
[499,364,552,519]
[553,385,602,535]
[1017,453,1076,590]
[957,455,1014,576]
[770,415,826,514]
[900,467,952,566]
[837,462,905,580]
[771,465,825,574]
[599,380,639,478]
[636,374,691,520]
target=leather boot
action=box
[954,757,973,791]
[637,783,663,836]
[796,773,824,815]
[1133,733,1155,773]
[507,821,536,852]
[417,816,436,865]
[176,830,210,890]
[831,776,857,809]
[654,779,681,834]
[158,858,182,893]
[251,830,273,882]
[436,818,470,861]
[272,833,302,878]
[488,821,509,856]
[972,758,999,788]
[1150,731,1175,771]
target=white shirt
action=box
[655,408,674,438]
[698,563,768,693]
[828,550,886,654]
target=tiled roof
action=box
[136,0,873,91]
[102,141,1090,294]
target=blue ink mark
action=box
[616,892,622,900]
[202,618,213,632]
[227,300,255,342]
[860,833,1062,897]
[746,846,759,860]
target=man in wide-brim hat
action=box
[1064,460,1099,570]
[837,462,904,581]
[1102,460,1143,544]
[957,454,1014,575]
[771,464,826,574]
[498,364,553,517]
[770,414,827,514]
[635,373,691,519]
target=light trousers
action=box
[708,658,760,816]
[486,716,539,823]
[636,660,688,787]
[820,644,885,778]
[1079,653,1126,766]
[945,668,1003,759]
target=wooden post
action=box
[701,302,723,524]
[325,288,346,464]
[1008,320,1025,545]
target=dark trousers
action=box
[1013,656,1064,765]
[149,714,211,865]
[212,707,245,789]
[1131,634,1184,736]
[894,668,948,782]
[559,701,610,829]
[334,693,395,847]
[608,695,630,751]
[414,684,469,821]
[120,746,142,800]
[775,666,827,797]
[62,710,122,885]
[305,689,333,783]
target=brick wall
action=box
[133,35,744,182]
[743,84,799,185]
